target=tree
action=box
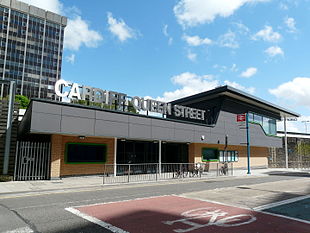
[15,95,30,109]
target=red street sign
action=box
[237,114,246,122]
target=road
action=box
[0,173,309,233]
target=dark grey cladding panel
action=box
[129,123,152,139]
[32,101,62,115]
[95,111,129,123]
[193,125,211,133]
[95,120,129,138]
[249,124,282,147]
[129,116,152,125]
[174,122,193,130]
[152,126,175,140]
[62,106,95,118]
[27,101,281,147]
[151,119,175,128]
[194,131,211,142]
[31,112,61,133]
[205,133,224,144]
[174,128,195,142]
[61,116,95,136]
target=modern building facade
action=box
[0,0,67,99]
[17,85,299,180]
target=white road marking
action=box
[177,194,310,225]
[254,210,310,225]
[65,207,129,233]
[68,194,173,209]
[2,227,33,233]
[253,194,310,211]
[163,207,256,232]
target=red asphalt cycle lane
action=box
[74,195,310,233]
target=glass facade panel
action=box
[249,112,277,135]
[253,114,263,125]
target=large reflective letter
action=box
[55,79,69,98]
[68,83,81,99]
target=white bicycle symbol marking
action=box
[162,207,257,233]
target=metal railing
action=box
[14,141,51,181]
[269,161,310,169]
[102,162,233,184]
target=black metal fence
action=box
[102,162,233,184]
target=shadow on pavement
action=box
[264,171,310,177]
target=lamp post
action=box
[301,120,310,133]
[1,80,16,175]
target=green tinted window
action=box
[202,148,219,162]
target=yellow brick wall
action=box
[50,135,115,178]
[189,143,268,169]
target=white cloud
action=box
[232,22,250,35]
[284,17,297,33]
[230,64,238,72]
[157,72,220,102]
[213,64,227,73]
[65,54,75,64]
[253,26,282,42]
[224,80,255,94]
[64,16,103,51]
[264,46,284,57]
[173,0,269,27]
[269,77,310,108]
[107,12,137,42]
[19,0,62,14]
[163,25,169,37]
[183,35,212,46]
[240,67,257,78]
[218,30,239,49]
[152,72,255,102]
[187,51,197,61]
[277,121,301,133]
[163,24,173,45]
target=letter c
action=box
[55,79,69,98]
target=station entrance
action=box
[116,140,188,164]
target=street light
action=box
[301,120,310,133]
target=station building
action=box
[17,85,299,179]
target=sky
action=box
[20,0,310,133]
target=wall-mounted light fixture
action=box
[78,136,85,140]
[120,138,126,142]
[201,135,205,141]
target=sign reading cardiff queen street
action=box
[55,80,207,121]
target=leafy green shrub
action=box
[15,95,30,109]
[0,175,13,182]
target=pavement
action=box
[0,168,309,196]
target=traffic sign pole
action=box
[246,112,251,174]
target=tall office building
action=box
[0,0,67,99]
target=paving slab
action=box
[182,177,310,209]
